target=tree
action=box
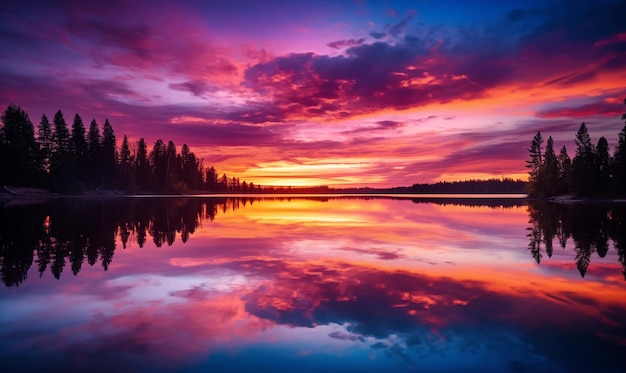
[119,135,134,189]
[526,131,543,197]
[50,110,71,189]
[614,100,626,194]
[86,119,101,188]
[596,136,610,194]
[37,114,53,175]
[206,166,218,191]
[165,140,180,190]
[542,136,559,197]
[557,146,571,195]
[134,138,152,190]
[570,123,596,196]
[101,119,117,187]
[180,144,200,190]
[150,139,167,190]
[70,114,88,187]
[0,104,40,186]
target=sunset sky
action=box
[1,0,625,187]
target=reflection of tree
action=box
[527,201,626,278]
[0,197,243,287]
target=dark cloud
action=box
[375,120,403,129]
[328,331,365,342]
[235,1,626,124]
[369,31,386,39]
[169,80,218,97]
[327,38,365,50]
[337,246,403,260]
[537,100,625,119]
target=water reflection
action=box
[1,197,625,373]
[526,201,626,279]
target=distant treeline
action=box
[526,100,626,198]
[0,104,258,193]
[256,179,526,194]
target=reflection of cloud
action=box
[328,331,365,342]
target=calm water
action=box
[1,197,625,373]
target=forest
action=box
[525,100,626,197]
[0,104,257,193]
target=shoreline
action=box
[3,186,625,203]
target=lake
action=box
[1,196,625,373]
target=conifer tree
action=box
[542,136,559,197]
[0,104,39,186]
[557,146,571,195]
[526,131,543,197]
[614,100,626,194]
[71,114,88,186]
[37,114,53,175]
[134,138,152,190]
[86,119,101,188]
[101,119,117,187]
[119,135,133,189]
[596,136,610,194]
[50,110,71,189]
[570,123,596,196]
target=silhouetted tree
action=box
[613,102,626,194]
[37,114,53,176]
[526,131,543,197]
[165,140,181,191]
[206,166,218,191]
[0,104,40,186]
[119,135,134,190]
[134,138,152,190]
[86,119,101,188]
[180,143,201,190]
[570,123,596,196]
[101,119,117,188]
[596,136,611,195]
[557,146,571,195]
[150,139,167,190]
[542,136,559,197]
[70,113,88,190]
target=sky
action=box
[1,0,625,187]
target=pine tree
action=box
[570,123,596,196]
[71,114,88,162]
[119,135,133,189]
[596,137,610,194]
[86,119,101,188]
[135,138,152,190]
[542,136,559,197]
[0,104,40,186]
[70,114,88,186]
[101,119,117,188]
[526,131,543,197]
[37,114,53,175]
[150,139,167,189]
[557,146,571,195]
[614,100,626,194]
[50,110,71,189]
[206,166,218,191]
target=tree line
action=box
[526,100,626,197]
[0,104,259,193]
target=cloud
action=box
[327,38,365,50]
[536,100,625,119]
[169,80,218,97]
[369,31,386,39]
